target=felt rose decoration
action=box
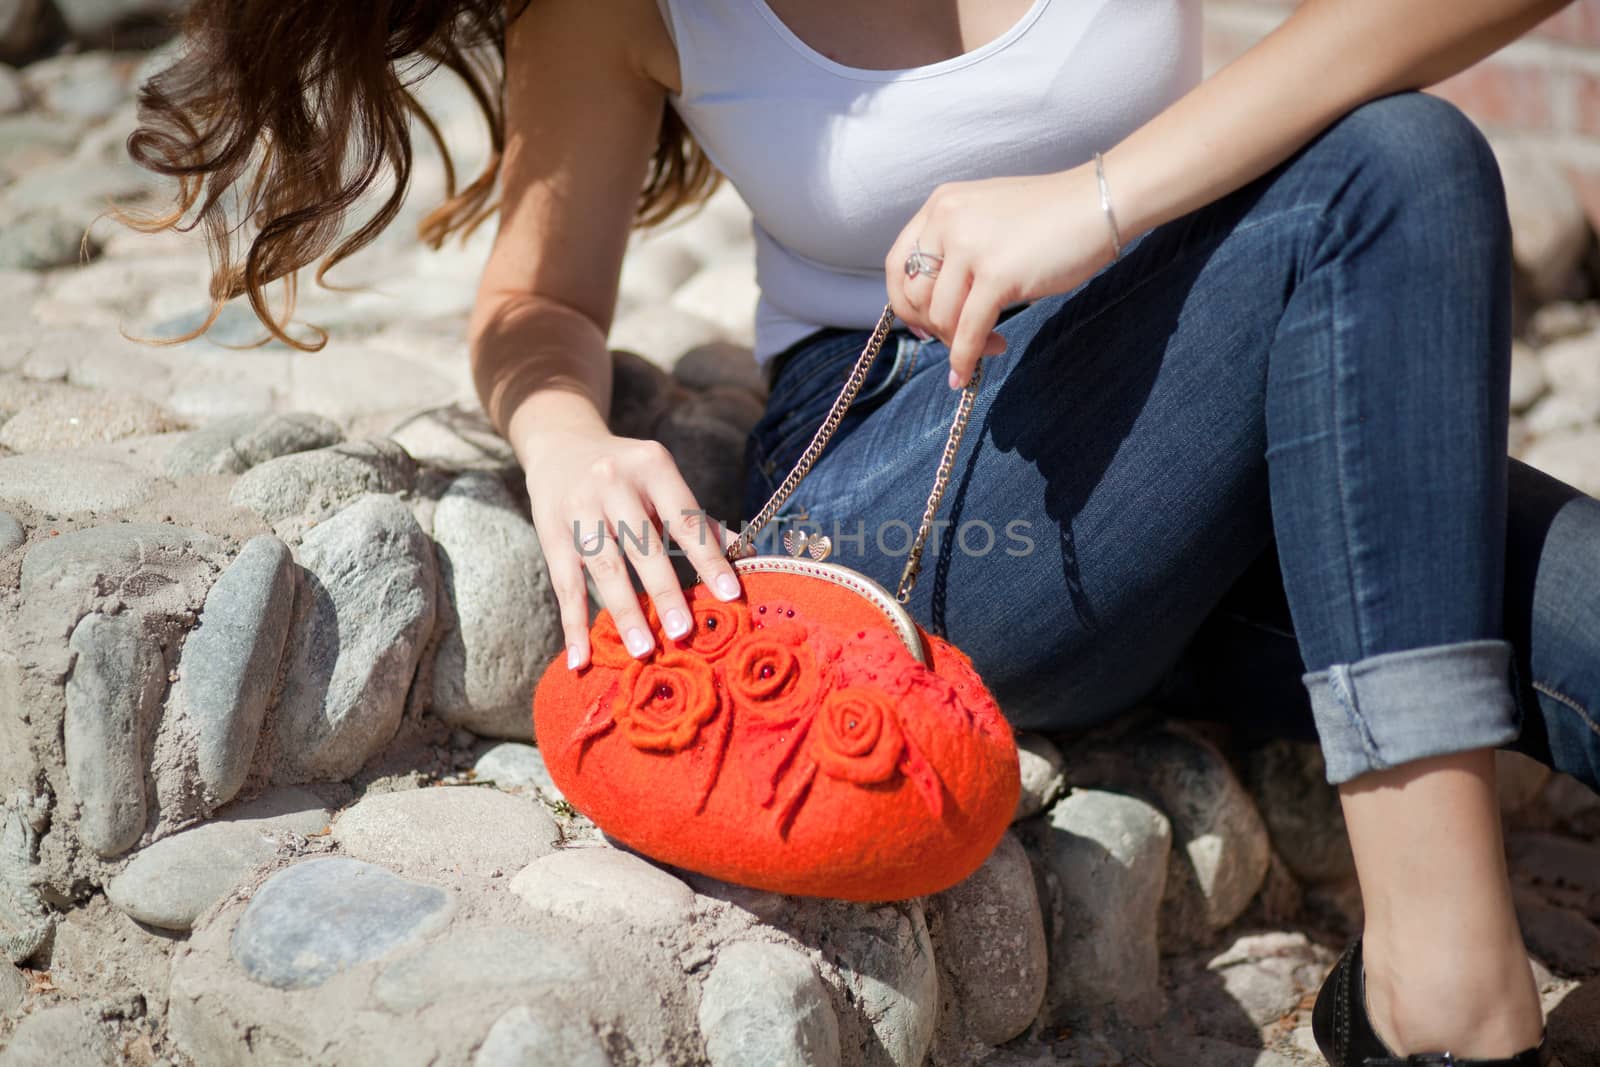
[812,687,904,784]
[612,651,719,751]
[721,619,823,722]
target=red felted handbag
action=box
[532,304,1020,902]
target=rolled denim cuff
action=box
[1301,639,1520,785]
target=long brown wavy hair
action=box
[123,0,721,350]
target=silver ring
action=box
[579,528,607,553]
[904,240,943,280]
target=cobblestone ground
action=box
[2,37,1600,1067]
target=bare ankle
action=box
[1362,934,1544,1057]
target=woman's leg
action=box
[744,91,1569,1055]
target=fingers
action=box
[645,464,745,604]
[948,282,1006,389]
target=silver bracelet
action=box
[1093,150,1124,260]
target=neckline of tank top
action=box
[749,0,1055,83]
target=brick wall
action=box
[1204,1,1600,180]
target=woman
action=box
[127,0,1600,1062]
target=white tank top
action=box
[653,0,1205,366]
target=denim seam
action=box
[1535,680,1600,739]
[812,206,1332,510]
[1327,664,1389,769]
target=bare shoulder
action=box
[505,0,681,96]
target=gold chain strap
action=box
[728,302,983,604]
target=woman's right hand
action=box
[521,424,745,671]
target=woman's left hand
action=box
[885,163,1119,389]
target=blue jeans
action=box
[738,91,1600,791]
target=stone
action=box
[230,438,417,530]
[829,901,938,1067]
[1023,788,1172,1028]
[608,304,725,369]
[0,389,176,453]
[510,846,696,930]
[386,404,516,474]
[1244,740,1355,884]
[273,495,437,782]
[1525,429,1600,498]
[655,388,754,525]
[0,63,19,114]
[1065,727,1270,946]
[1510,341,1550,413]
[607,347,683,438]
[1541,330,1600,399]
[64,612,164,857]
[672,341,766,395]
[0,960,23,1018]
[698,940,842,1067]
[618,236,703,306]
[475,1003,613,1067]
[672,260,760,346]
[1548,977,1600,1064]
[0,0,55,66]
[430,473,562,738]
[373,926,593,1013]
[473,742,565,802]
[929,830,1047,1045]
[174,535,298,806]
[1497,144,1590,302]
[1499,750,1554,816]
[1525,391,1600,437]
[104,787,331,931]
[52,0,187,41]
[1508,832,1600,898]
[1514,888,1600,977]
[1531,301,1594,344]
[0,510,20,557]
[331,786,559,877]
[0,451,162,514]
[0,210,97,270]
[0,1005,118,1067]
[229,857,454,990]
[165,412,344,477]
[24,50,124,120]
[1013,731,1066,821]
[1177,932,1330,1043]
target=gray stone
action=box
[1511,341,1550,413]
[929,830,1046,1045]
[1508,832,1600,897]
[1245,740,1355,884]
[172,535,297,806]
[1525,391,1600,437]
[0,1005,117,1067]
[473,742,565,802]
[607,347,682,438]
[0,794,53,965]
[1498,144,1590,302]
[272,495,437,782]
[25,51,123,120]
[511,846,696,929]
[1541,330,1600,399]
[332,786,559,877]
[230,438,417,530]
[165,412,343,477]
[1549,977,1600,1065]
[52,0,186,41]
[105,787,330,931]
[372,926,593,1012]
[1181,932,1329,1042]
[1514,887,1600,977]
[672,260,759,346]
[830,901,938,1067]
[1524,429,1600,498]
[475,1003,612,1067]
[430,473,562,738]
[656,389,753,525]
[229,857,453,990]
[672,341,766,395]
[386,405,516,474]
[0,64,20,114]
[1014,731,1066,821]
[618,236,702,306]
[0,390,176,452]
[698,940,841,1067]
[0,510,20,557]
[0,960,24,1018]
[0,210,97,270]
[1024,788,1172,1028]
[0,451,162,514]
[64,612,163,857]
[608,304,724,369]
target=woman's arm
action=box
[472,0,742,668]
[886,0,1572,388]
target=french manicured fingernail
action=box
[948,368,962,389]
[715,574,740,600]
[567,644,583,670]
[663,608,691,638]
[624,627,653,656]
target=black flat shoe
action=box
[1311,937,1552,1067]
